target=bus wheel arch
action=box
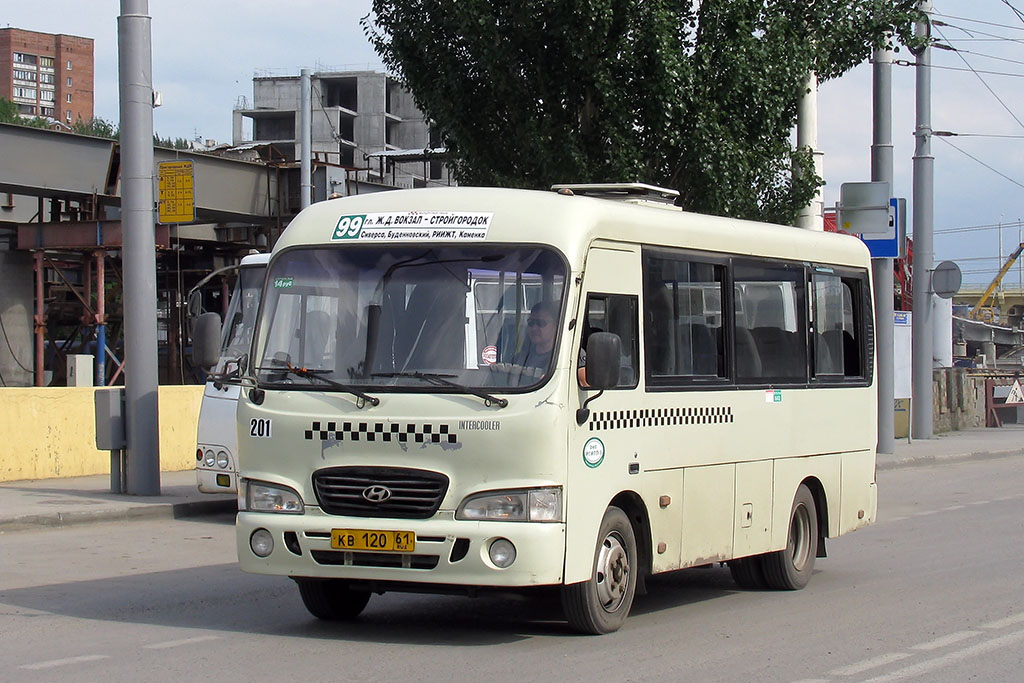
[799,476,829,558]
[610,490,652,594]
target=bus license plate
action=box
[331,529,415,552]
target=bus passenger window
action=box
[642,253,726,383]
[734,261,807,383]
[812,273,866,380]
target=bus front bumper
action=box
[236,509,567,588]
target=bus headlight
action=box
[203,449,216,467]
[215,450,230,469]
[244,480,304,514]
[456,487,562,522]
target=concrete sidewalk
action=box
[0,470,236,532]
[1,424,1021,532]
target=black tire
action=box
[561,506,638,635]
[761,484,818,590]
[295,578,371,620]
[728,555,768,589]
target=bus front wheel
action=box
[561,506,638,634]
[761,484,818,590]
[295,578,371,620]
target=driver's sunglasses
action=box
[527,318,549,328]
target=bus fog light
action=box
[250,528,274,557]
[216,450,230,469]
[489,539,516,568]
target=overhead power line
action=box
[894,60,1024,78]
[932,23,1024,131]
[932,11,1024,32]
[933,21,1024,44]
[936,220,1024,236]
[934,135,1024,191]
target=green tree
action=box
[364,1,920,224]
[72,116,120,139]
[0,97,51,129]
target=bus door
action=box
[565,243,648,583]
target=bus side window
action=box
[642,252,727,383]
[734,261,807,383]
[812,272,868,380]
[581,294,638,388]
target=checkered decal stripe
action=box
[304,421,457,444]
[589,406,734,431]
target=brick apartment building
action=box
[0,27,94,125]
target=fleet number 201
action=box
[250,418,272,438]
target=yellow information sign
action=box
[158,160,196,224]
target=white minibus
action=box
[203,184,877,633]
[194,252,269,493]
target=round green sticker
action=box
[583,437,605,468]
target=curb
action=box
[876,448,1024,472]
[0,498,236,532]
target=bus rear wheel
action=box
[561,506,638,635]
[761,484,818,590]
[295,578,371,620]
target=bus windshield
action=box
[255,245,567,391]
[219,265,265,366]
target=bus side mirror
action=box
[585,332,622,390]
[192,312,222,370]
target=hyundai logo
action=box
[362,485,393,503]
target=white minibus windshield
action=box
[255,245,567,390]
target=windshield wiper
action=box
[373,371,508,408]
[259,362,380,406]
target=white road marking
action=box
[943,505,965,511]
[981,612,1024,630]
[143,635,222,649]
[912,510,937,516]
[910,630,981,651]
[829,652,912,676]
[863,628,1024,683]
[20,654,109,670]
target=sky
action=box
[6,1,1024,287]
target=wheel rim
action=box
[789,503,812,571]
[595,531,630,612]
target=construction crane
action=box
[969,242,1024,322]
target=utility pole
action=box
[300,68,312,210]
[118,0,161,494]
[912,0,935,440]
[796,72,824,231]
[872,44,896,454]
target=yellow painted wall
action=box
[0,386,203,482]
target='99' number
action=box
[333,214,365,239]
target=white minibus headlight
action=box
[528,488,562,522]
[203,449,216,467]
[245,480,304,514]
[215,450,230,469]
[456,487,562,522]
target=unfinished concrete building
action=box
[232,70,450,197]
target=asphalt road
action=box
[3,455,1024,682]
